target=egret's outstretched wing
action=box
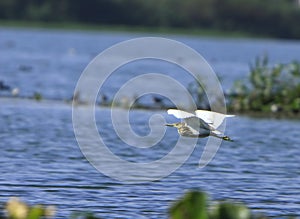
[195,110,234,128]
[183,117,211,135]
[167,109,195,119]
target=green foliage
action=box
[169,191,271,219]
[33,92,42,101]
[214,0,300,38]
[5,197,55,219]
[210,202,251,219]
[169,191,208,219]
[188,79,210,110]
[229,55,300,115]
[0,0,300,38]
[2,192,297,219]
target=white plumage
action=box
[166,109,234,141]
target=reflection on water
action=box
[0,28,300,218]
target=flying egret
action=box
[166,109,234,141]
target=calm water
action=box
[0,27,300,218]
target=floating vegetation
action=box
[5,197,55,219]
[33,92,43,101]
[169,190,295,219]
[99,94,176,110]
[0,81,10,91]
[169,191,252,219]
[1,191,297,219]
[228,55,300,116]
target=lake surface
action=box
[0,27,300,218]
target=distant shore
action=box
[0,20,262,39]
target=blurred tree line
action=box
[0,0,300,39]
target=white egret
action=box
[166,109,234,141]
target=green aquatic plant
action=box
[210,202,251,219]
[169,191,208,219]
[33,92,43,101]
[169,191,278,219]
[229,55,300,115]
[187,75,222,110]
[5,197,55,219]
[1,192,297,219]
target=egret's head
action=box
[165,123,183,128]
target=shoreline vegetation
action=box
[0,0,300,39]
[2,191,297,219]
[228,55,300,117]
[0,20,258,39]
[1,55,299,118]
[188,55,300,118]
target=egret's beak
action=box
[165,123,174,127]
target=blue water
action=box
[0,27,300,218]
